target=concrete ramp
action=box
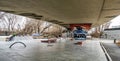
[0,40,107,61]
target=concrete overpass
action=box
[0,0,120,27]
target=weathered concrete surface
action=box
[0,39,107,61]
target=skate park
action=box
[0,0,120,61]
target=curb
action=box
[100,42,112,61]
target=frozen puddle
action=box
[0,40,107,61]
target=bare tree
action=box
[0,13,16,35]
[20,18,42,35]
[36,20,43,33]
[0,12,66,36]
[22,20,34,35]
[1,13,19,31]
[0,12,26,35]
[40,22,52,33]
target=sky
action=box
[88,15,120,33]
[109,15,120,28]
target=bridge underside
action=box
[0,0,120,27]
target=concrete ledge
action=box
[100,42,112,61]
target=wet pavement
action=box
[0,39,107,61]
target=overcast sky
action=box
[109,15,120,28]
